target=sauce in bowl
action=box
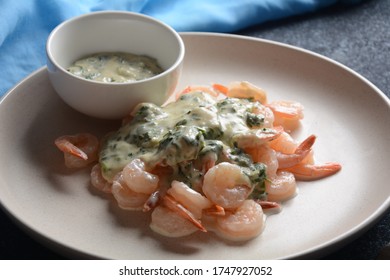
[67,52,163,83]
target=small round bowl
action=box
[46,11,184,119]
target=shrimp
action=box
[256,200,282,215]
[283,162,342,181]
[212,200,265,242]
[90,164,112,193]
[251,103,275,128]
[202,162,253,209]
[122,158,159,194]
[149,180,213,236]
[111,172,150,210]
[54,133,99,168]
[269,131,298,154]
[143,190,161,212]
[271,133,341,180]
[176,85,220,99]
[150,204,201,238]
[267,100,304,132]
[167,180,212,219]
[276,134,316,169]
[111,159,162,210]
[245,144,279,178]
[203,204,226,216]
[162,194,207,232]
[265,171,297,202]
[214,81,267,104]
[232,126,283,149]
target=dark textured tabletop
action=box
[0,0,389,260]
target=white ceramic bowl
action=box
[46,11,184,119]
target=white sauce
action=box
[67,52,163,83]
[100,92,269,196]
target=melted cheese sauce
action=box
[67,52,163,83]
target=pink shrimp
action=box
[245,144,279,178]
[162,194,207,232]
[256,200,282,214]
[150,181,212,237]
[283,162,342,181]
[90,164,112,193]
[167,180,212,219]
[202,162,253,210]
[267,100,304,132]
[212,199,265,242]
[276,134,316,169]
[269,131,298,154]
[54,133,99,168]
[266,171,297,202]
[150,204,201,238]
[175,85,220,100]
[214,81,268,104]
[232,125,284,149]
[111,172,150,211]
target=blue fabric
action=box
[0,0,362,97]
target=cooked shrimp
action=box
[256,200,282,215]
[90,164,112,193]
[162,194,206,232]
[111,172,150,210]
[212,199,265,242]
[176,85,219,99]
[143,190,161,212]
[267,100,304,132]
[232,126,283,149]
[251,103,275,128]
[202,162,253,209]
[203,204,226,216]
[167,180,212,219]
[266,171,297,202]
[150,181,212,236]
[269,131,298,154]
[199,152,218,175]
[149,180,215,235]
[122,158,159,194]
[245,144,278,178]
[215,81,267,104]
[276,134,316,169]
[283,162,342,181]
[150,204,200,238]
[54,133,99,168]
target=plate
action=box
[1,33,389,259]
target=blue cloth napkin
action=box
[0,0,362,97]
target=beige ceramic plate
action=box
[1,33,389,259]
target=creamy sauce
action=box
[100,92,269,198]
[67,52,163,83]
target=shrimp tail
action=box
[295,134,316,154]
[143,191,161,212]
[54,138,88,160]
[163,194,207,232]
[256,200,280,209]
[212,83,228,95]
[203,204,225,216]
[277,134,316,169]
[285,162,342,181]
[255,200,282,214]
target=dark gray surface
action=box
[238,0,390,260]
[238,0,389,97]
[0,0,389,260]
